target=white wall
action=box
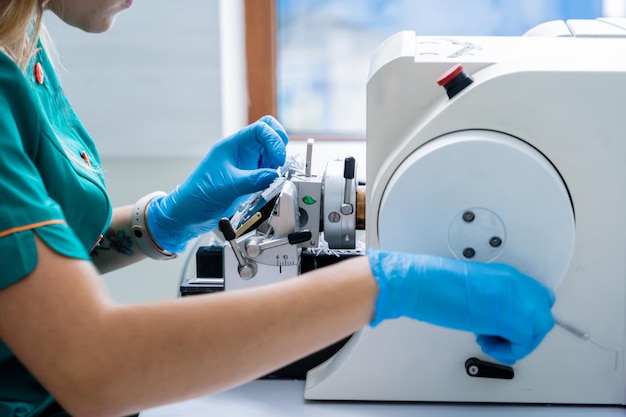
[44,0,246,303]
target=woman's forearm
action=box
[103,257,376,413]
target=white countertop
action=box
[139,379,626,416]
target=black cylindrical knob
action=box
[288,230,313,245]
[343,157,356,180]
[219,218,236,241]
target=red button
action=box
[436,64,474,99]
[437,64,464,86]
[81,151,92,167]
[34,62,44,85]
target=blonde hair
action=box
[0,0,47,68]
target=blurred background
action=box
[277,0,617,136]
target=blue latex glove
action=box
[147,116,288,253]
[367,249,555,365]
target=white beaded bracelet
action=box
[130,191,177,260]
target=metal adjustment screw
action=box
[468,365,479,376]
[462,211,475,222]
[463,248,475,258]
[328,212,341,223]
[489,237,502,247]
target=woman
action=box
[0,1,555,416]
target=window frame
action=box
[244,0,277,124]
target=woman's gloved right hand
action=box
[367,248,555,365]
[146,116,288,253]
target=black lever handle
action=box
[465,357,514,380]
[287,230,313,245]
[219,218,236,241]
[343,156,355,180]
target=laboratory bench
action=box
[139,379,626,416]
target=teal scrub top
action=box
[0,43,112,416]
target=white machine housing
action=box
[305,19,626,405]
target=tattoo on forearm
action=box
[90,229,134,257]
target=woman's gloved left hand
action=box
[367,249,555,365]
[146,115,289,253]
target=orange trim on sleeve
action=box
[0,219,67,239]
